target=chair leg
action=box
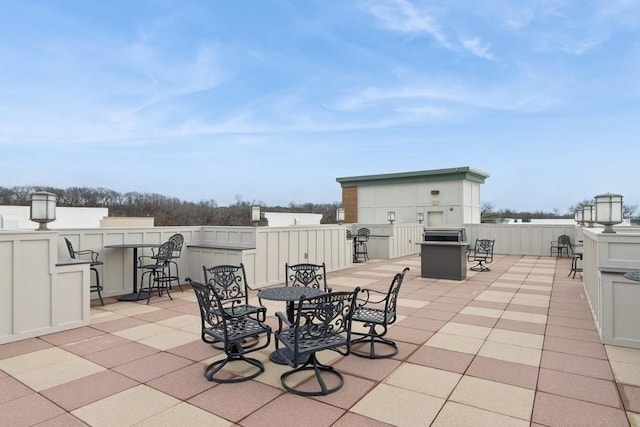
[280,353,344,396]
[138,271,152,301]
[150,271,173,304]
[168,260,184,292]
[146,271,155,305]
[351,325,397,359]
[204,353,265,383]
[470,260,491,272]
[91,267,104,306]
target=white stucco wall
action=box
[0,206,109,230]
[263,212,323,226]
[356,179,481,227]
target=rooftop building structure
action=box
[336,166,490,227]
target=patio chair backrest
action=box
[191,279,225,332]
[357,228,370,240]
[292,289,359,355]
[203,263,251,304]
[383,267,410,322]
[285,262,329,291]
[167,233,184,259]
[154,241,175,263]
[64,238,76,259]
[557,235,572,247]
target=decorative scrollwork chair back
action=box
[275,289,360,396]
[284,262,332,315]
[467,239,495,272]
[285,262,330,291]
[350,267,410,358]
[187,278,271,383]
[203,263,265,321]
[64,237,104,306]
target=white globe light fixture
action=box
[595,193,623,233]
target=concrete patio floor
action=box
[1,254,639,426]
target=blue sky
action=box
[1,0,638,214]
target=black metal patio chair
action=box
[350,267,410,359]
[355,228,370,262]
[467,239,495,271]
[188,279,272,383]
[550,234,573,257]
[203,263,265,321]
[203,263,266,349]
[274,289,359,396]
[137,240,174,304]
[64,237,104,306]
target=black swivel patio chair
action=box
[137,240,174,304]
[203,263,265,321]
[187,279,272,383]
[275,289,360,396]
[550,234,573,257]
[64,237,104,306]
[203,263,266,349]
[467,239,495,272]
[350,267,410,359]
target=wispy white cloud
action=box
[555,33,611,55]
[460,37,495,60]
[331,73,567,116]
[358,0,452,48]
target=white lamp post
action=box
[417,212,424,224]
[583,204,595,228]
[387,211,395,224]
[595,193,624,233]
[251,205,261,226]
[30,191,57,231]
[336,208,345,225]
[574,208,584,226]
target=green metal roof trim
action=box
[336,167,490,187]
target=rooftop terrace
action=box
[1,254,638,426]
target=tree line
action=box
[481,200,637,222]
[0,186,341,226]
[4,186,634,226]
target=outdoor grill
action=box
[423,228,467,242]
[418,227,468,280]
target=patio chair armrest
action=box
[357,288,387,306]
[223,309,255,320]
[275,311,292,330]
[74,249,100,263]
[137,255,157,266]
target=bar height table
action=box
[104,243,161,301]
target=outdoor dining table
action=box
[104,243,161,301]
[257,286,325,364]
